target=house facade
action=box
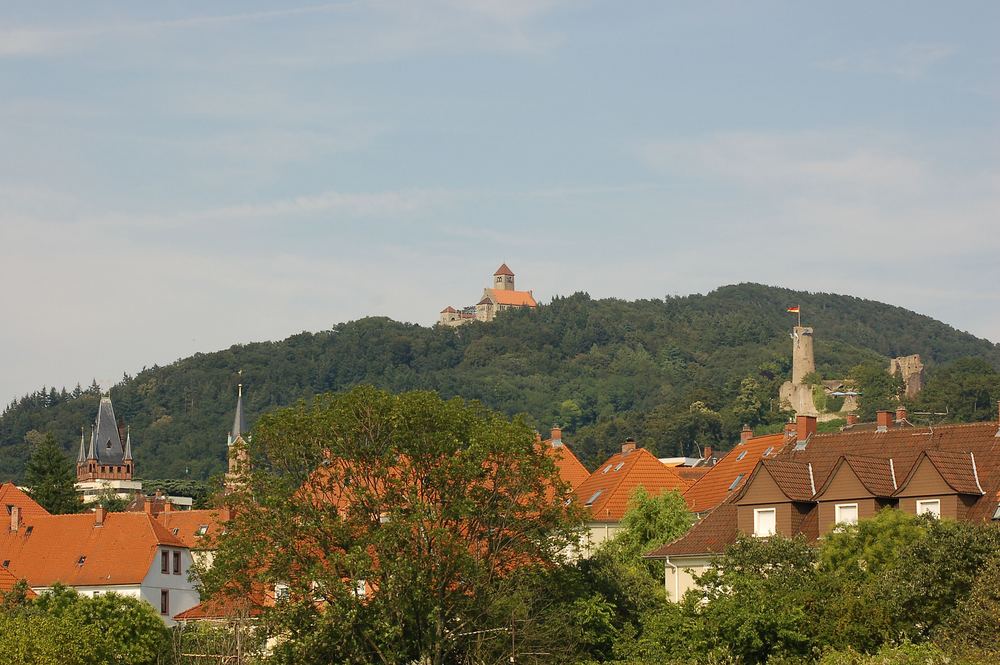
[648,409,1000,602]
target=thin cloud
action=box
[819,43,955,79]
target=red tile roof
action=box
[154,509,229,550]
[682,433,786,513]
[494,263,515,276]
[440,306,457,313]
[0,566,35,597]
[649,421,1000,558]
[543,439,590,490]
[0,483,50,521]
[173,591,267,621]
[573,447,690,522]
[481,289,537,307]
[0,511,187,587]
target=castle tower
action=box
[493,263,515,291]
[790,326,815,385]
[75,395,142,503]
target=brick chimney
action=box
[9,505,20,532]
[740,424,753,443]
[896,406,908,423]
[703,445,713,460]
[796,415,817,441]
[784,420,796,440]
[163,500,174,513]
[550,426,563,446]
[621,437,637,454]
[876,410,893,432]
[846,413,859,426]
[95,505,106,527]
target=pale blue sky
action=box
[2,1,998,403]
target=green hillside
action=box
[3,283,999,481]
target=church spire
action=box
[231,381,247,440]
[86,424,97,461]
[77,427,87,463]
[123,426,133,461]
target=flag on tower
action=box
[786,306,800,314]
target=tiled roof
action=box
[0,512,187,587]
[816,455,897,497]
[482,289,537,307]
[441,306,457,313]
[494,263,515,276]
[573,447,690,522]
[909,450,985,496]
[544,439,590,490]
[682,433,787,513]
[0,483,50,520]
[646,500,739,557]
[757,459,814,501]
[650,421,1000,557]
[155,509,229,550]
[174,591,267,621]
[0,566,35,597]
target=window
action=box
[613,462,625,471]
[24,526,32,535]
[77,555,87,566]
[834,503,859,526]
[762,446,774,457]
[275,584,289,602]
[992,504,1000,521]
[602,465,612,474]
[753,508,776,537]
[171,527,179,536]
[736,450,747,461]
[2,560,9,568]
[172,551,181,575]
[916,499,941,518]
[196,525,209,536]
[728,474,744,491]
[160,590,169,615]
[161,551,169,573]
[584,490,603,506]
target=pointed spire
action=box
[231,381,247,441]
[86,424,97,461]
[123,426,133,461]
[77,427,87,463]
[92,396,124,464]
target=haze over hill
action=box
[2,283,998,483]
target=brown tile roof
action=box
[815,455,897,498]
[646,500,739,557]
[155,509,229,550]
[0,512,187,587]
[573,447,690,522]
[494,263,515,276]
[481,289,538,307]
[0,483,50,521]
[682,433,787,513]
[649,421,1000,557]
[757,460,815,501]
[544,440,590,490]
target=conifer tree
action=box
[24,432,80,514]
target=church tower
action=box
[493,263,515,291]
[75,395,142,503]
[226,382,250,492]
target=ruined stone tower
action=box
[791,326,815,384]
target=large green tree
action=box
[202,386,584,665]
[23,431,80,514]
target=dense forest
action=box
[2,283,999,482]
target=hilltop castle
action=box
[439,263,538,326]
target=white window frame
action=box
[916,499,941,518]
[753,507,776,537]
[834,503,859,526]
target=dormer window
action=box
[916,499,941,518]
[196,525,209,537]
[753,508,776,537]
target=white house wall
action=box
[140,546,200,626]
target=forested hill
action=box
[3,283,999,481]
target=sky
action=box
[2,1,999,404]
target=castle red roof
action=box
[441,306,457,314]
[481,289,537,307]
[494,263,515,276]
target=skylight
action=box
[585,490,603,506]
[993,504,1000,521]
[794,439,808,451]
[196,525,209,536]
[728,474,744,491]
[614,462,625,471]
[736,450,747,461]
[602,465,612,474]
[762,446,774,457]
[77,555,87,566]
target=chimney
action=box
[621,437,637,454]
[703,446,713,460]
[896,406,908,423]
[846,413,859,426]
[143,496,155,515]
[876,410,893,432]
[550,426,563,446]
[784,420,797,440]
[796,415,817,441]
[95,505,106,527]
[740,424,753,443]
[163,500,174,513]
[9,505,20,532]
